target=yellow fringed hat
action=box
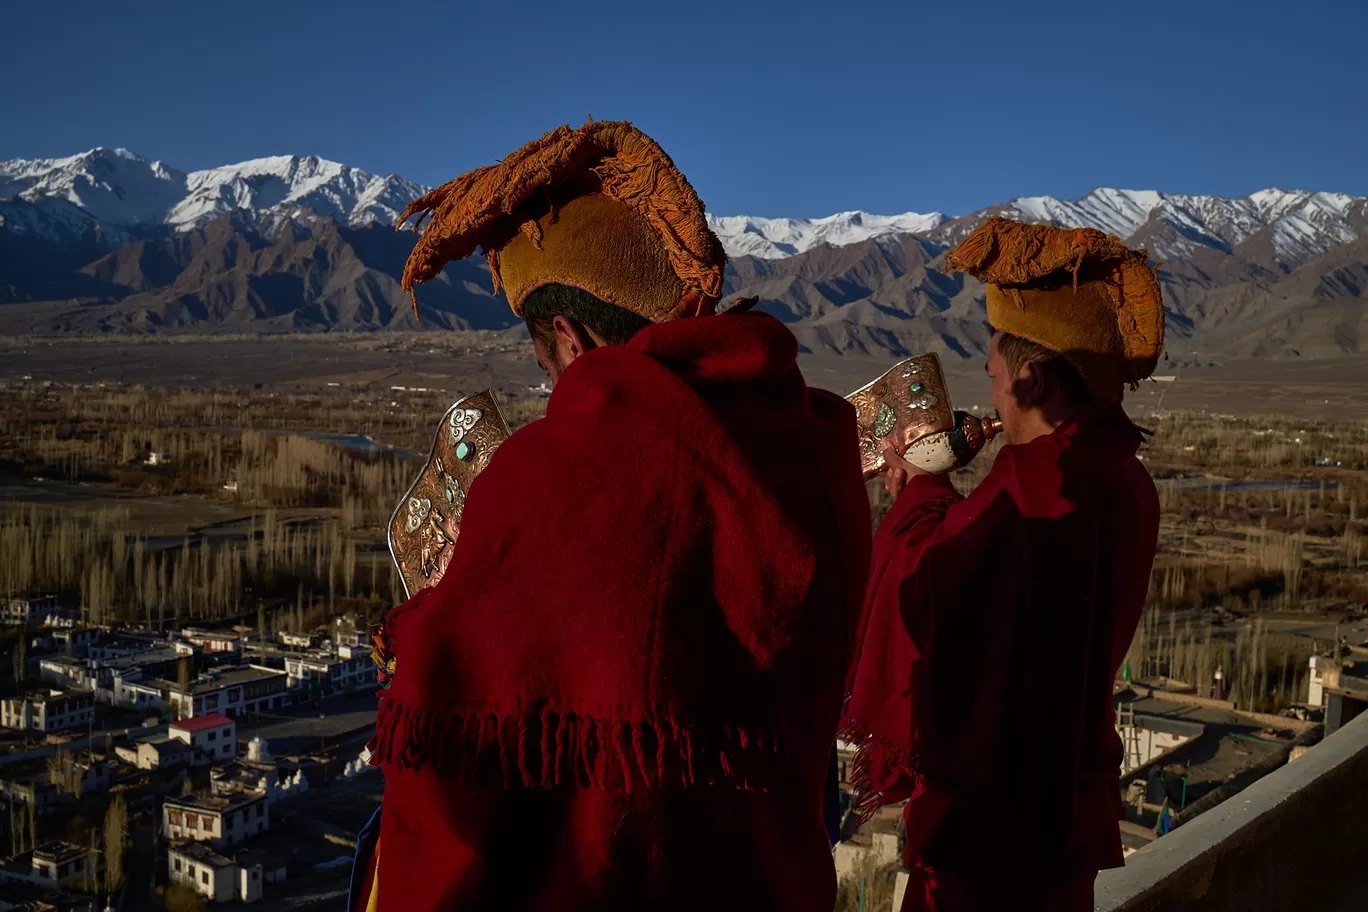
[398,120,727,322]
[943,217,1165,403]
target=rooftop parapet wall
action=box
[1096,709,1368,912]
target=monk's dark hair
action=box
[994,330,1094,408]
[522,283,651,354]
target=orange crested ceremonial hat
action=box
[943,217,1165,403]
[398,120,727,322]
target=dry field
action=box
[1,338,1366,719]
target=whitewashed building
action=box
[163,791,270,849]
[31,841,96,889]
[1,688,95,732]
[285,645,373,697]
[170,713,237,764]
[135,738,196,771]
[167,666,289,720]
[168,841,263,903]
[181,627,243,654]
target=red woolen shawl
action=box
[371,312,871,910]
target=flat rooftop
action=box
[166,789,264,812]
[156,665,285,695]
[33,840,89,862]
[18,687,94,702]
[170,840,236,868]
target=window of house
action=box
[174,857,182,872]
[169,809,182,825]
[188,816,198,830]
[202,870,210,885]
[207,731,216,742]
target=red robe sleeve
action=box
[847,465,1021,848]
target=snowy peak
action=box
[707,210,947,259]
[979,187,1367,266]
[3,145,1364,270]
[171,155,425,229]
[0,149,427,232]
[711,188,1363,267]
[0,147,188,226]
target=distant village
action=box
[1,594,382,910]
[5,589,1368,910]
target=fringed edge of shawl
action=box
[373,697,785,793]
[837,718,923,826]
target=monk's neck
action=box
[1011,404,1078,445]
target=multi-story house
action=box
[163,791,270,849]
[168,841,263,904]
[31,841,99,889]
[170,713,237,764]
[166,665,289,720]
[284,645,373,697]
[1,688,95,732]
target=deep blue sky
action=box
[2,0,1364,217]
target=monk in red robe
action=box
[841,218,1165,911]
[353,121,872,911]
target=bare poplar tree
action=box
[104,792,127,892]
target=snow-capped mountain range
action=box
[2,146,1366,357]
[3,147,1364,269]
[706,211,949,258]
[0,147,423,237]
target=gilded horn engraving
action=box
[387,390,511,599]
[846,354,1003,477]
[846,354,956,479]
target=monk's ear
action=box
[1018,359,1049,407]
[551,315,599,363]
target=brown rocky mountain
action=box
[2,191,1365,364]
[0,212,513,335]
[724,228,1368,363]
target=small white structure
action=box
[136,738,196,771]
[169,841,263,904]
[246,737,272,763]
[1309,654,1328,707]
[342,755,379,779]
[170,712,237,764]
[269,769,312,803]
[31,841,96,889]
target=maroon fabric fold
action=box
[374,312,872,911]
